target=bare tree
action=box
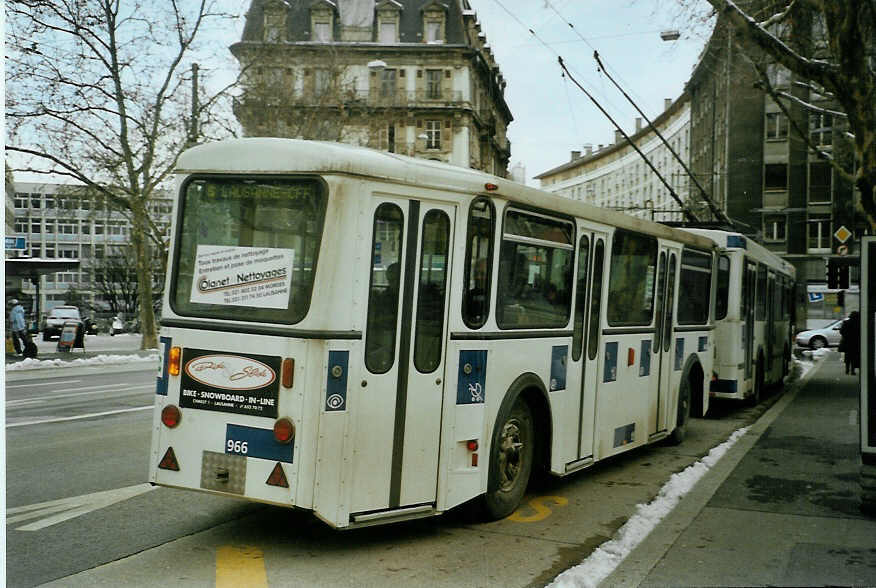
[5,0,239,349]
[91,245,146,318]
[688,0,875,227]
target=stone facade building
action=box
[230,0,513,176]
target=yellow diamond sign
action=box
[834,225,851,243]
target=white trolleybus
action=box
[681,228,796,405]
[150,139,719,529]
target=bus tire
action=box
[749,355,764,406]
[481,394,535,520]
[667,375,691,445]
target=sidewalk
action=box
[5,333,154,366]
[606,353,876,586]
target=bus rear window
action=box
[171,177,327,324]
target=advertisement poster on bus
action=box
[190,245,293,309]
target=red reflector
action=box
[466,439,478,451]
[266,463,289,488]
[282,358,294,388]
[161,405,181,428]
[484,182,498,191]
[158,447,180,471]
[628,347,635,366]
[472,453,478,467]
[273,418,295,444]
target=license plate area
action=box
[201,451,246,494]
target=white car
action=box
[795,318,845,349]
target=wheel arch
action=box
[682,354,705,418]
[487,372,552,492]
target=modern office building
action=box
[535,95,691,223]
[230,0,513,176]
[9,182,172,319]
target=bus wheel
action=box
[749,357,764,406]
[482,395,534,520]
[667,376,691,445]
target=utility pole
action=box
[188,63,199,148]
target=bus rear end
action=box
[149,172,341,523]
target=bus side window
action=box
[414,210,450,373]
[677,249,713,325]
[462,198,495,329]
[716,255,730,320]
[587,239,605,360]
[607,230,658,326]
[664,253,676,352]
[365,203,404,374]
[572,235,590,361]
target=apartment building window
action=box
[30,195,41,208]
[810,112,833,147]
[379,21,396,43]
[31,246,41,258]
[764,163,788,191]
[58,221,78,235]
[809,162,832,204]
[45,196,55,209]
[14,194,27,208]
[81,221,90,235]
[31,221,41,234]
[14,217,27,232]
[45,220,56,234]
[59,246,78,259]
[45,244,56,258]
[423,5,445,44]
[313,22,331,42]
[380,69,397,98]
[765,112,788,140]
[314,69,331,96]
[264,7,286,42]
[426,69,442,99]
[763,216,786,241]
[807,214,831,251]
[425,120,441,149]
[94,245,105,259]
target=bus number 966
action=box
[227,440,248,455]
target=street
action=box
[6,353,791,587]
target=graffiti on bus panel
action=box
[190,245,294,309]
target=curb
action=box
[601,357,825,587]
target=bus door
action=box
[743,260,757,381]
[650,246,678,436]
[570,230,607,462]
[766,272,776,373]
[355,198,455,514]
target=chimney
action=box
[614,130,623,144]
[635,118,642,132]
[664,98,672,110]
[571,150,581,161]
[583,144,593,156]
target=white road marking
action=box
[7,483,158,531]
[6,405,153,428]
[5,380,84,389]
[6,383,154,406]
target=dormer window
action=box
[376,0,402,43]
[310,1,336,43]
[421,2,447,44]
[263,0,287,42]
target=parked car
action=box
[41,305,81,341]
[795,318,845,349]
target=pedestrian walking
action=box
[9,299,26,355]
[840,311,861,375]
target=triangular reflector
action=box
[266,462,289,488]
[158,447,180,471]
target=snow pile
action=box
[6,353,158,371]
[547,426,751,588]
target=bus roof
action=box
[176,138,715,251]
[681,228,796,278]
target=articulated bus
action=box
[149,139,719,528]
[681,229,796,405]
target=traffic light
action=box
[827,257,850,289]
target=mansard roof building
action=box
[230,0,513,176]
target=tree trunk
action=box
[131,199,158,349]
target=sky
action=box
[6,0,715,187]
[464,0,714,184]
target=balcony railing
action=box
[234,89,466,111]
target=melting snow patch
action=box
[547,426,750,588]
[6,353,159,371]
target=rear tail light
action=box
[161,404,182,428]
[273,418,295,444]
[168,346,181,376]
